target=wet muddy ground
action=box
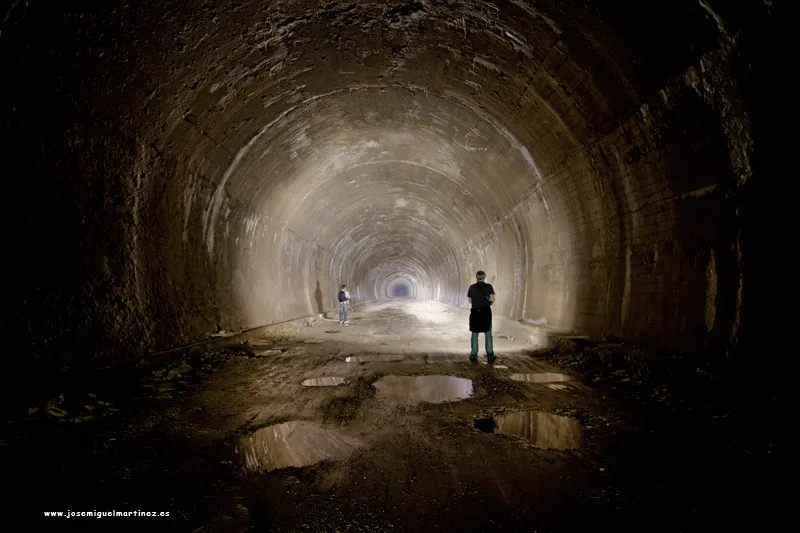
[3,300,785,531]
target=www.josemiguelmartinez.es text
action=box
[44,510,170,518]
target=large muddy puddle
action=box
[373,375,473,404]
[474,411,581,449]
[234,421,360,472]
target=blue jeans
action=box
[338,302,349,322]
[470,331,493,358]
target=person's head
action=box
[341,284,347,290]
[476,270,486,281]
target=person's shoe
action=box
[487,355,496,364]
[469,355,478,362]
[344,321,350,325]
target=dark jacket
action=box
[467,282,495,332]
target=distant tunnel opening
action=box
[392,285,410,298]
[389,279,412,298]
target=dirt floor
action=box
[3,300,786,532]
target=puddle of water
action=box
[345,355,404,363]
[547,383,569,391]
[509,372,570,383]
[474,411,581,449]
[373,375,473,404]
[234,421,359,472]
[301,377,346,387]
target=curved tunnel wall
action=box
[3,0,756,372]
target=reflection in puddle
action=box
[345,355,404,363]
[547,383,569,391]
[373,375,473,404]
[301,377,346,387]
[234,421,360,472]
[509,372,570,383]
[474,411,581,449]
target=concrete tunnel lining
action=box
[1,0,756,375]
[194,83,560,326]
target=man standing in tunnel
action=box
[467,270,495,362]
[338,284,350,325]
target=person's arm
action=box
[489,294,495,305]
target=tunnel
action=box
[388,278,411,298]
[1,0,776,531]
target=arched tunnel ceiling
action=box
[2,0,758,365]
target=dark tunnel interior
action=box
[0,0,780,530]
[389,278,411,297]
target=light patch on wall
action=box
[443,89,551,219]
[204,104,297,255]
[244,213,261,247]
[209,45,288,106]
[288,120,311,159]
[621,246,632,327]
[705,248,717,332]
[404,103,421,121]
[472,55,502,74]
